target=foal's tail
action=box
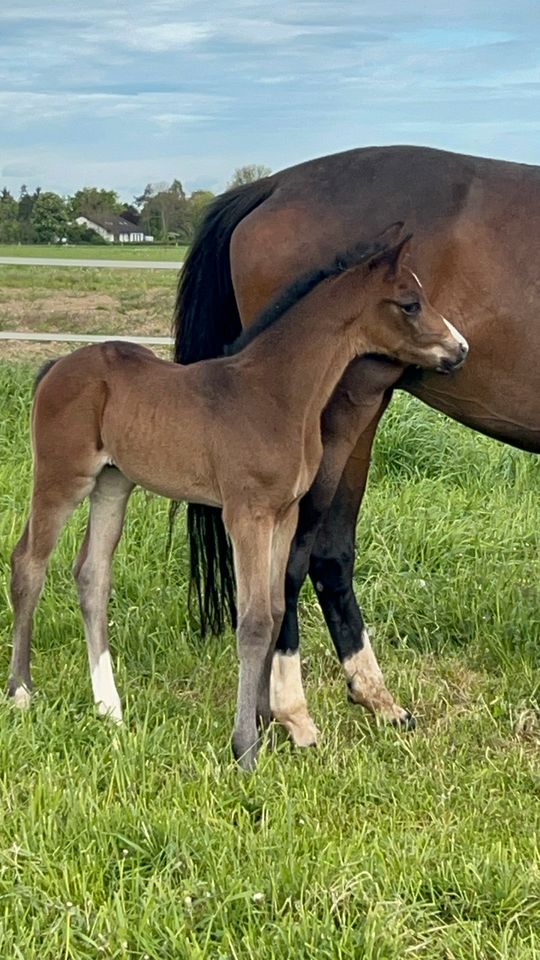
[172,178,274,636]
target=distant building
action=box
[75,215,153,243]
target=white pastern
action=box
[91,651,123,723]
[344,629,408,723]
[270,650,318,747]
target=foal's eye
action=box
[400,301,421,318]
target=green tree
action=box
[0,188,20,242]
[17,185,40,242]
[137,181,191,241]
[187,190,215,233]
[119,204,140,225]
[227,164,271,189]
[64,222,108,244]
[31,191,68,243]
[68,187,123,220]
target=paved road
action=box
[0,256,183,270]
[0,332,173,345]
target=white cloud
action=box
[124,21,214,52]
[0,0,538,196]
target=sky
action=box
[1,1,540,202]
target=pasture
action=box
[0,348,539,956]
[0,244,188,262]
[0,261,177,365]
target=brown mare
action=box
[8,228,467,769]
[174,144,540,747]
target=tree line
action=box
[0,165,271,245]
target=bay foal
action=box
[9,227,467,769]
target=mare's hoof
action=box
[391,709,416,731]
[288,719,319,748]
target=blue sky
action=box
[1,1,539,201]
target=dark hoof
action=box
[232,736,260,772]
[392,710,416,731]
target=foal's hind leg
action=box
[73,467,134,722]
[9,477,95,706]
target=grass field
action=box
[0,261,177,356]
[0,359,539,958]
[0,244,188,262]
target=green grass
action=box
[0,360,539,958]
[0,267,176,339]
[0,244,188,261]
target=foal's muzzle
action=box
[437,340,468,373]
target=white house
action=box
[75,215,153,243]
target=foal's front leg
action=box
[226,511,275,771]
[73,467,134,722]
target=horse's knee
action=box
[237,612,274,650]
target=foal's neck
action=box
[237,276,364,422]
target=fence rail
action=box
[0,332,173,346]
[0,256,183,270]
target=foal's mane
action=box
[226,238,386,357]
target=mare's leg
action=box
[309,436,413,726]
[73,467,134,722]
[272,367,403,740]
[226,510,274,771]
[273,358,412,733]
[9,474,96,706]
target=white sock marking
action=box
[91,651,122,723]
[270,651,318,746]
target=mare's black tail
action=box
[34,358,59,394]
[172,178,274,636]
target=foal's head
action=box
[343,225,468,373]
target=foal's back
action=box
[33,341,286,508]
[33,343,220,504]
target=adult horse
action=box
[174,144,540,745]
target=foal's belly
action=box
[102,428,222,506]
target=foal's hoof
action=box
[8,682,31,710]
[97,701,123,725]
[233,736,260,772]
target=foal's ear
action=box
[368,230,413,278]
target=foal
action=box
[9,227,467,769]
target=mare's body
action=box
[174,145,540,743]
